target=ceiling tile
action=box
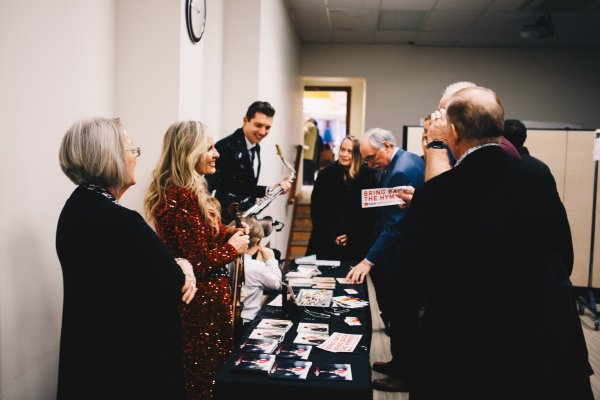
[422,10,481,31]
[414,31,464,45]
[488,0,529,11]
[373,30,419,43]
[297,29,334,43]
[434,0,493,11]
[378,10,427,30]
[459,31,523,46]
[328,0,381,9]
[469,11,528,33]
[287,0,326,9]
[333,30,375,43]
[291,8,330,30]
[380,0,436,10]
[330,9,379,30]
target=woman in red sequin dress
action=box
[145,121,250,400]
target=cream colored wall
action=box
[0,0,300,398]
[221,0,302,255]
[302,45,600,143]
[0,1,116,398]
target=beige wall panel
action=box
[525,130,568,201]
[406,126,425,157]
[594,133,600,287]
[563,131,595,287]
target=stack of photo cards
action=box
[335,277,353,284]
[312,276,336,289]
[286,270,314,279]
[293,332,330,346]
[231,353,276,374]
[297,322,329,334]
[314,277,336,283]
[249,318,293,342]
[268,360,312,380]
[295,254,316,265]
[287,278,315,288]
[249,329,286,342]
[312,363,352,381]
[237,338,278,354]
[257,318,293,331]
[274,344,312,360]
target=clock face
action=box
[186,0,206,43]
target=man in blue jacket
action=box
[346,128,425,392]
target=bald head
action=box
[446,86,505,142]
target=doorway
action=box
[303,86,351,185]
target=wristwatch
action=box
[426,140,447,150]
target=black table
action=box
[215,262,373,400]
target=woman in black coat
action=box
[306,136,378,261]
[56,118,197,400]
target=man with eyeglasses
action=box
[346,128,425,392]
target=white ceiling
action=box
[285,0,600,47]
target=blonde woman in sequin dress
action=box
[145,121,250,400]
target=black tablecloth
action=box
[215,262,373,400]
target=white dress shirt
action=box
[241,254,282,323]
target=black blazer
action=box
[306,163,379,262]
[56,186,185,400]
[405,146,592,400]
[206,129,268,222]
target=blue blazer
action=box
[365,149,425,271]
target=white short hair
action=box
[59,118,127,188]
[362,128,396,149]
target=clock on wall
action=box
[186,0,206,43]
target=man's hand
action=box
[426,108,451,144]
[335,234,348,247]
[277,176,292,194]
[345,259,373,284]
[397,186,415,209]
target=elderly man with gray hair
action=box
[345,127,425,392]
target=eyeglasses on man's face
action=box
[127,147,141,157]
[363,148,380,164]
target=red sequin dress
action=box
[154,186,238,400]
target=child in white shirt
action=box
[241,217,282,323]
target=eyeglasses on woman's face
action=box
[126,147,141,157]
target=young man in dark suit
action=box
[206,101,290,223]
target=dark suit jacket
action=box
[365,148,425,271]
[405,146,592,400]
[56,186,185,400]
[206,129,268,222]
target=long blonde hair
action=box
[341,135,361,182]
[144,121,222,234]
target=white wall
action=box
[302,45,600,143]
[0,0,300,398]
[221,0,302,255]
[0,1,116,398]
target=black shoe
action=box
[372,361,399,376]
[372,376,409,392]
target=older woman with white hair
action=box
[56,117,196,399]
